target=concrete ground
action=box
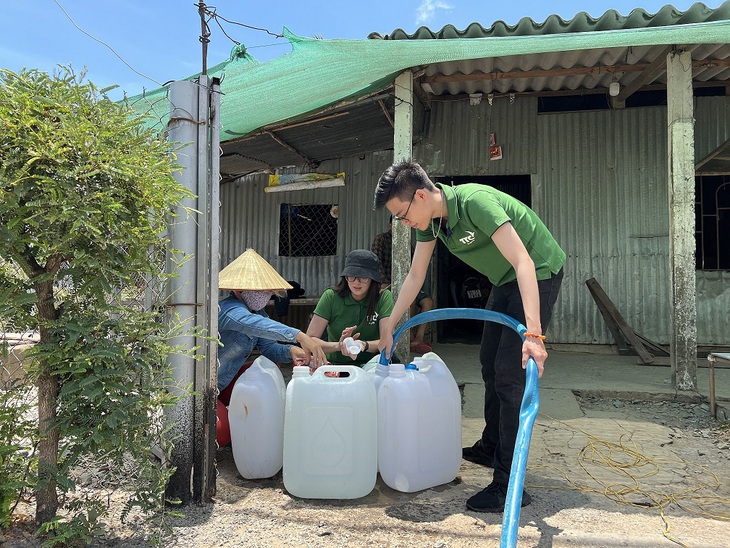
[437,343,730,422]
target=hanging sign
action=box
[265,172,346,193]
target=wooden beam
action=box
[585,278,654,363]
[413,78,433,111]
[263,130,319,169]
[421,58,730,85]
[615,47,673,103]
[635,332,671,357]
[378,99,394,128]
[696,138,730,171]
[428,79,728,102]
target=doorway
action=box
[433,175,532,344]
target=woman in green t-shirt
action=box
[306,249,394,366]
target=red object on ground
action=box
[216,360,255,447]
[216,359,285,446]
[218,360,255,406]
[410,341,432,354]
[216,399,231,447]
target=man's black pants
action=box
[479,269,564,485]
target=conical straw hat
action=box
[219,249,293,291]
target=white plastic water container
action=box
[377,352,462,493]
[363,356,389,394]
[283,365,377,499]
[228,356,286,479]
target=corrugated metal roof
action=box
[369,3,730,99]
[369,2,730,40]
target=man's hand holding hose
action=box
[378,240,435,360]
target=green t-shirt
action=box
[313,288,394,365]
[416,183,566,286]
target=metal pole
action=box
[166,80,202,504]
[190,75,220,502]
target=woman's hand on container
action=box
[290,346,308,364]
[296,332,327,368]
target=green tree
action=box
[0,67,194,542]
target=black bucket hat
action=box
[341,249,381,283]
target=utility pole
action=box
[198,2,210,75]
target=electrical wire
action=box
[527,415,730,547]
[198,3,287,55]
[200,5,284,39]
[52,0,163,87]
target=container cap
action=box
[389,363,406,376]
[405,363,419,370]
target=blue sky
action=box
[1,1,722,101]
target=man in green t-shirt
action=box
[374,161,565,514]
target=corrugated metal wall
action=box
[695,96,730,162]
[694,96,730,345]
[417,96,538,176]
[220,95,730,345]
[538,107,671,344]
[219,151,393,299]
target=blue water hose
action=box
[380,308,539,548]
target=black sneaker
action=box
[462,440,494,467]
[465,481,532,513]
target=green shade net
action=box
[126,19,730,141]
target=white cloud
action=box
[415,0,454,25]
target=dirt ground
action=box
[4,392,729,548]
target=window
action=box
[537,87,726,114]
[279,204,338,257]
[696,175,730,270]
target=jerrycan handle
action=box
[313,364,361,380]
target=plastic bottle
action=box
[372,362,390,393]
[295,356,316,374]
[228,356,286,479]
[363,355,390,394]
[283,365,377,499]
[377,352,462,493]
[343,336,361,355]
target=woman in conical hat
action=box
[217,249,326,407]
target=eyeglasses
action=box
[345,276,371,283]
[392,190,417,223]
